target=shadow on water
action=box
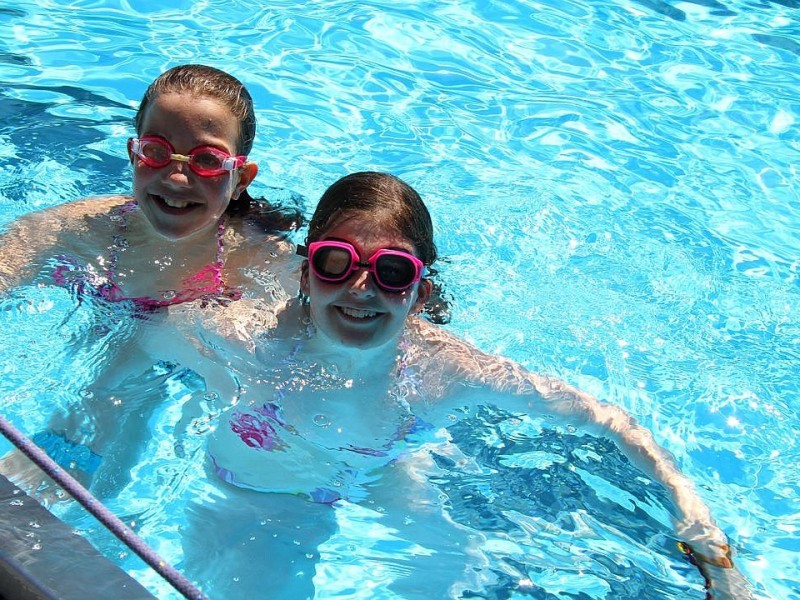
[0,86,133,206]
[0,84,132,148]
[0,52,31,66]
[632,0,800,20]
[440,406,690,599]
[0,95,119,162]
[632,0,735,20]
[0,8,27,18]
[751,33,800,56]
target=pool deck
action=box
[0,474,155,600]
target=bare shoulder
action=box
[11,196,131,227]
[224,225,297,268]
[4,195,132,233]
[224,222,301,295]
[172,296,290,354]
[225,219,294,251]
[0,196,133,288]
[404,318,544,394]
[406,318,518,370]
[57,195,132,219]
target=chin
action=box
[152,225,198,241]
[151,216,216,241]
[336,331,396,351]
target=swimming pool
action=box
[1,0,798,598]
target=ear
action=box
[299,260,310,296]
[412,278,433,314]
[232,161,259,200]
[127,138,136,165]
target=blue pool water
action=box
[1,0,799,598]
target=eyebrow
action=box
[323,237,416,256]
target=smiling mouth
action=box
[152,194,200,211]
[338,306,380,319]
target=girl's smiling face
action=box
[301,214,431,351]
[130,92,256,240]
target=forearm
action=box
[424,336,725,544]
[0,215,60,291]
[528,377,752,597]
[538,379,725,545]
[416,329,751,597]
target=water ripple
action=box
[1,1,799,598]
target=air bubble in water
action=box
[313,414,331,428]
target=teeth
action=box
[162,197,191,209]
[341,307,378,319]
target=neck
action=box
[293,302,404,377]
[110,209,224,294]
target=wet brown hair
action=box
[134,64,255,155]
[306,171,437,266]
[134,64,302,231]
[306,172,450,323]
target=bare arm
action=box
[409,319,751,598]
[0,210,61,290]
[0,196,130,292]
[515,376,750,598]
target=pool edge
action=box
[0,474,156,600]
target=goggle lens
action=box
[301,241,425,292]
[374,254,418,289]
[129,136,245,177]
[312,245,353,279]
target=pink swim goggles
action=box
[298,240,426,292]
[128,135,246,177]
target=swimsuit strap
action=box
[103,205,237,308]
[185,216,227,286]
[130,217,239,309]
[101,201,136,296]
[117,200,139,216]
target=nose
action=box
[163,157,192,186]
[347,268,376,298]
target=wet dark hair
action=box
[135,64,255,155]
[134,64,303,232]
[307,171,437,266]
[306,171,451,323]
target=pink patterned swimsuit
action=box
[52,201,241,311]
[213,402,429,505]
